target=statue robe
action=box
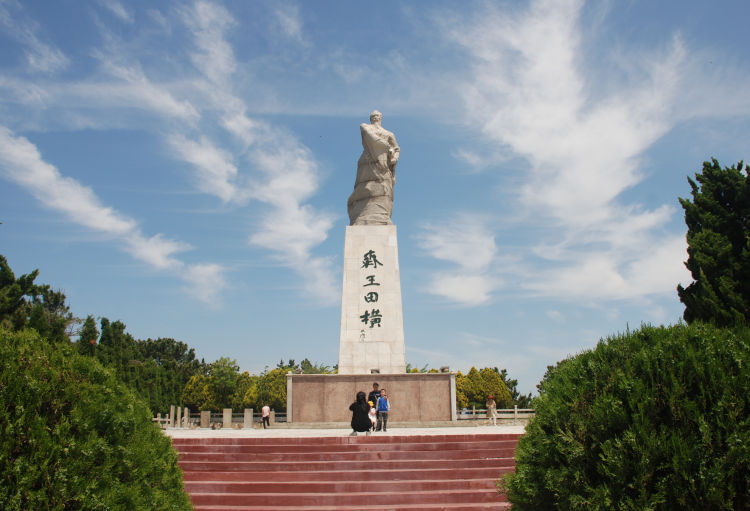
[348,123,398,225]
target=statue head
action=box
[369,110,382,123]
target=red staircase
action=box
[173,433,520,510]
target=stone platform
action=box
[286,372,456,424]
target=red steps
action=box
[174,433,520,511]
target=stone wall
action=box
[287,372,456,423]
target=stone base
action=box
[286,372,456,424]
[338,225,406,374]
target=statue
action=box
[347,110,400,225]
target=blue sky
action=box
[1,0,749,394]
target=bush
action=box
[505,323,750,510]
[0,328,192,510]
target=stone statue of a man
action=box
[347,110,400,225]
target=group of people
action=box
[349,384,502,434]
[349,382,390,436]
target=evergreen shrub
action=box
[0,328,192,510]
[505,323,750,510]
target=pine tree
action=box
[677,158,750,326]
[76,315,99,356]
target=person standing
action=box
[376,389,390,432]
[349,391,372,436]
[367,383,380,409]
[261,404,271,429]
[486,395,497,426]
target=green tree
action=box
[504,323,750,510]
[231,372,258,410]
[206,357,240,409]
[456,367,486,408]
[0,255,76,341]
[405,362,430,373]
[0,328,191,510]
[479,367,512,408]
[25,284,76,343]
[678,158,750,326]
[299,358,332,374]
[0,255,39,331]
[454,371,469,408]
[498,367,533,408]
[76,315,99,357]
[182,374,212,411]
[252,367,289,411]
[455,367,515,409]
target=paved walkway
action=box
[165,424,526,439]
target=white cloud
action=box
[176,0,337,303]
[123,233,191,271]
[98,0,133,23]
[167,133,246,203]
[183,0,237,85]
[0,125,225,304]
[417,214,500,306]
[0,125,136,235]
[181,262,226,305]
[90,61,201,122]
[440,0,692,303]
[273,4,305,43]
[418,214,498,272]
[16,0,338,303]
[0,1,69,73]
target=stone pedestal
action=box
[287,373,456,424]
[338,225,406,374]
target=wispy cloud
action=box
[167,133,246,203]
[0,126,226,304]
[0,0,69,73]
[417,213,500,306]
[97,0,133,24]
[439,0,692,303]
[183,0,237,85]
[176,0,338,303]
[0,0,338,305]
[89,60,201,122]
[273,4,305,44]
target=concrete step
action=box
[176,439,519,453]
[175,433,518,510]
[191,504,511,511]
[172,433,522,446]
[185,478,498,493]
[178,447,517,462]
[189,488,507,506]
[182,466,515,482]
[179,457,514,472]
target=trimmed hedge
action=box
[505,323,750,510]
[0,328,192,510]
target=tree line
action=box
[1,253,529,413]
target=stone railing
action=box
[457,405,535,422]
[154,406,287,429]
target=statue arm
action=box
[388,134,400,172]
